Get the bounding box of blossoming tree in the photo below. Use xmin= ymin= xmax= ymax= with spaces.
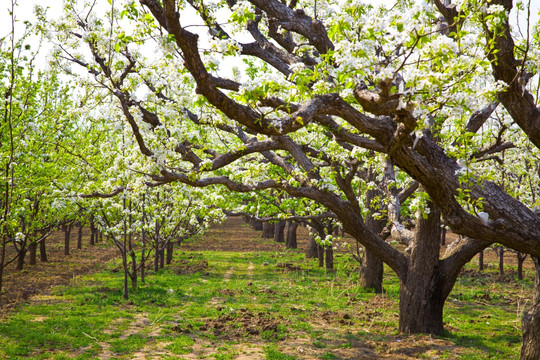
xmin=48 ymin=0 xmax=540 ymax=355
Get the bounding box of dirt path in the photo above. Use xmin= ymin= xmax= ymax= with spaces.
xmin=182 ymin=216 xmax=312 ymax=252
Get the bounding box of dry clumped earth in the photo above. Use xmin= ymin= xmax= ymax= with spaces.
xmin=0 ymin=217 xmax=532 ymax=359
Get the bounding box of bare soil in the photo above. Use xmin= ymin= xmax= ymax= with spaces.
xmin=0 ymin=228 xmax=118 ymax=317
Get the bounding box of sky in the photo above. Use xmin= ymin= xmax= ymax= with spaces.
xmin=1 ymin=0 xmax=538 ymax=66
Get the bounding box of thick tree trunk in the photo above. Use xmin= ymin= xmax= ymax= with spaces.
xmin=399 ymin=203 xmax=445 ymax=334
xmin=305 ymin=233 xmax=318 ymax=258
xmin=245 ymin=216 xmax=263 ymax=231
xmin=39 ymin=239 xmax=47 ymax=262
xmin=325 ymin=246 xmax=334 ymax=270
xmin=285 ymin=220 xmax=298 ymax=249
xmin=77 ymin=223 xmax=83 ymax=250
xmin=521 ymin=257 xmax=540 ymax=360
xmin=359 ymin=249 xmax=383 ymax=293
xmin=274 ymin=220 xmax=285 ymax=243
xmin=28 ymin=242 xmax=37 ymax=265
xmin=262 ymin=222 xmax=275 ymax=238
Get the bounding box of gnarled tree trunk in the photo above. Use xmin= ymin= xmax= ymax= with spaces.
xmin=398 ymin=203 xmax=445 ymax=334
xmin=521 ymin=257 xmax=540 ymax=360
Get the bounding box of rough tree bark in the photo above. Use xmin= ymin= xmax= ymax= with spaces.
xmin=89 ymin=217 xmax=96 ymax=246
xmin=317 ymin=244 xmax=324 ymax=268
xmin=39 ymin=238 xmax=47 ymax=262
xmin=398 ymin=203 xmax=445 ymax=334
xmin=63 ymin=223 xmax=72 ymax=256
xmin=521 ymin=257 xmax=540 ymax=360
xmin=478 ymin=250 xmax=484 ymax=271
xmin=517 ymin=253 xmax=527 ymax=280
xmin=285 ymin=220 xmax=298 ymax=249
xmin=274 ymin=220 xmax=285 ymax=243
xmin=305 ymin=233 xmax=318 ymax=258
xmin=166 ymin=241 xmax=174 ymax=265
xmin=262 ymin=222 xmax=275 ymax=238
xmin=28 ymin=242 xmax=37 ymax=265
xmin=16 ymin=247 xmax=26 ymax=271
xmin=77 ymin=222 xmax=83 ymax=250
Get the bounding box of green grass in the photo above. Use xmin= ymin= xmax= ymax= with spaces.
xmin=0 ymin=249 xmax=533 ymax=359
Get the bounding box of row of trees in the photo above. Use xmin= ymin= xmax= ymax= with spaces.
xmin=0 ymin=3 xmax=225 ymax=299
xmin=2 ymin=0 xmax=540 ymax=358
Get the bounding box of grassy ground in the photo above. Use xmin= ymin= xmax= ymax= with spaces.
xmin=0 ymin=218 xmax=534 ymax=359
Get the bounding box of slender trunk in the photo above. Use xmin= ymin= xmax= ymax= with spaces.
xmin=122 ymin=250 xmax=129 ymax=300
xmin=89 ymin=218 xmax=95 ymax=246
xmin=285 ymin=220 xmax=298 ymax=249
xmin=325 ymin=246 xmax=334 ymax=270
xmin=154 ymin=239 xmax=159 ymax=272
xmin=517 ymin=253 xmax=527 ymax=280
xmin=274 ymin=220 xmax=285 ymax=243
xmin=317 ymin=244 xmax=324 ymax=268
xmin=305 ymin=233 xmax=318 ymax=258
xmin=130 ymin=250 xmax=137 ymax=290
xmin=141 ymin=195 xmax=146 ymax=283
xmin=478 ymin=250 xmax=484 ymax=271
xmin=358 ymin=179 xmax=385 ymax=293
xmin=77 ymin=223 xmax=83 ymax=250
xmin=498 ymin=246 xmax=505 ymax=276
xmin=64 ymin=224 xmax=72 ymax=256
xmin=0 ymin=237 xmax=5 ymax=294
xmin=99 ymin=231 xmax=103 ymax=243
xmin=28 ymin=242 xmax=37 ymax=265
xmin=521 ymin=257 xmax=540 ymax=360
xmin=399 ymin=203 xmax=445 ymax=334
xmin=262 ymin=222 xmax=275 ymax=238
xmin=166 ymin=241 xmax=174 ymax=265
xmin=141 ymin=228 xmax=146 ymax=283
